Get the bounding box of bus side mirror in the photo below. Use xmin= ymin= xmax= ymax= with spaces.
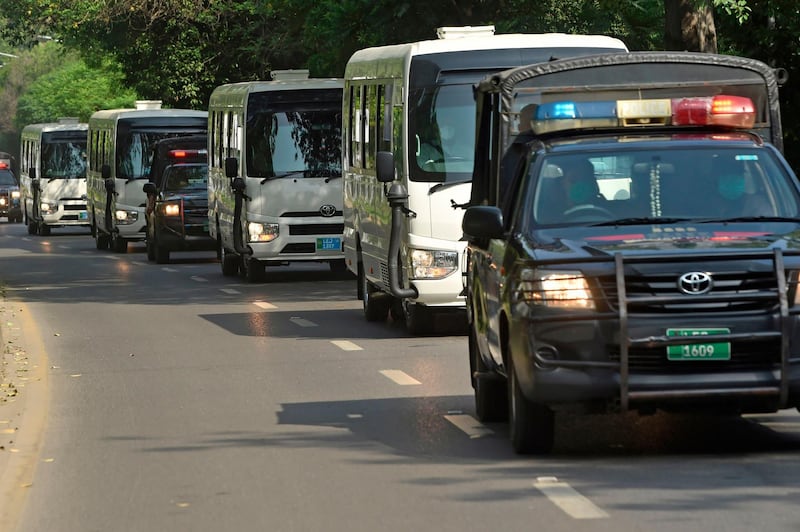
xmin=142 ymin=182 xmax=157 ymax=195
xmin=225 ymin=157 xmax=239 ymax=179
xmin=29 ymin=167 xmax=36 ymax=180
xmin=376 ymin=151 xmax=394 ymax=183
xmin=231 ymin=177 xmax=246 ymax=193
xmin=101 ymin=164 xmax=111 ymax=180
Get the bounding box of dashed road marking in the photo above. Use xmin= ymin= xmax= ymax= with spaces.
xmin=253 ymin=301 xmax=276 ymax=310
xmin=380 ymin=370 xmax=421 ymax=386
xmin=132 ymin=261 xmax=147 ymax=266
xmin=162 ymin=267 xmax=178 ymax=272
xmin=331 ymin=340 xmax=363 ymax=351
xmin=444 ymin=414 xmax=493 ymax=439
xmin=190 ymin=276 xmax=208 ymax=282
xmin=220 ymin=288 xmax=240 ymax=295
xmin=534 ymin=477 xmax=609 ymax=519
xmin=289 ymin=317 xmax=317 ymax=327
xmin=103 ymin=255 xmax=120 ymax=260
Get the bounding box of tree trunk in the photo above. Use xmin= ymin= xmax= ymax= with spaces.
xmin=664 ymin=0 xmax=718 ymax=53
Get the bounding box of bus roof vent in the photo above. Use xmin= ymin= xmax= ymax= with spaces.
xmin=135 ymin=100 xmax=163 ymax=110
xmin=436 ymin=25 xmax=495 ymax=39
xmin=270 ymin=69 xmax=310 ymax=81
xmin=57 ymin=117 xmax=79 ymax=124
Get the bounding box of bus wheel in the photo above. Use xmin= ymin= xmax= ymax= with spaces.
xmin=110 ymin=233 xmax=127 ymax=253
xmin=360 ymin=265 xmax=389 ymax=322
xmin=27 ymin=220 xmax=36 ymax=235
xmin=38 ymin=223 xmax=50 ymax=236
xmin=95 ymin=231 xmax=110 ymax=250
xmin=404 ymin=301 xmax=432 ymax=335
xmin=220 ymin=247 xmax=239 ymax=276
xmin=242 ymin=257 xmax=265 ymax=283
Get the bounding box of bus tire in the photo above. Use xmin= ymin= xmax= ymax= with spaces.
xmin=220 ymin=247 xmax=239 ymax=276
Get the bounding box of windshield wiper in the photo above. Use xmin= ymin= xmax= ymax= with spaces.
xmin=260 ymin=171 xmax=307 ymax=184
xmin=428 ymin=179 xmax=471 ymax=195
xmin=696 ymin=216 xmax=800 ymax=224
xmin=591 ymin=217 xmax=692 ymax=227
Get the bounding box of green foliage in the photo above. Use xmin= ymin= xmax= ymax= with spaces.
xmin=16 ymin=59 xmax=137 ymax=127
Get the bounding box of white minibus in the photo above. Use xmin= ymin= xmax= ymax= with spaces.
xmin=343 ymin=26 xmax=628 ymax=334
xmin=208 ymin=70 xmax=344 ymax=282
xmin=86 ymin=101 xmax=207 ymax=252
xmin=19 ymin=118 xmax=88 ymax=235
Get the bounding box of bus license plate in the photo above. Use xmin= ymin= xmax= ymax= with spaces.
xmin=667 ymin=328 xmax=731 ymax=361
xmin=316 ymin=237 xmax=341 ymax=251
xmin=79 ymin=212 xmax=88 ymax=220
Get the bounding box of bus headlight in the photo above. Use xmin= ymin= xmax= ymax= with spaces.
xmin=115 ymin=209 xmax=139 ymax=224
xmin=514 ymin=269 xmax=595 ymax=310
xmin=408 ymin=248 xmax=458 ymax=279
xmin=40 ymin=201 xmax=58 ymax=213
xmin=248 ymin=222 xmax=279 ymax=243
xmin=11 ymin=191 xmax=20 ymax=199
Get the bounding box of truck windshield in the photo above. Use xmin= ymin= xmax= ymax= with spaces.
xmin=527 ymin=146 xmax=800 ymax=228
xmin=41 ymin=140 xmax=87 ymax=179
xmin=408 ymin=84 xmax=475 ymax=183
xmin=164 ymin=165 xmax=208 ymax=192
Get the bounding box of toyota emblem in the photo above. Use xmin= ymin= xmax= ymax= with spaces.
xmin=319 ymin=204 xmax=336 ymax=217
xmin=677 ymin=272 xmax=713 ymax=295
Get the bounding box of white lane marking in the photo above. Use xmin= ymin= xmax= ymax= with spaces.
xmin=534 ymin=477 xmax=609 ymax=519
xmin=331 ymin=340 xmax=363 ymax=351
xmin=132 ymin=261 xmax=147 ymax=266
xmin=220 ymin=288 xmax=240 ymax=295
xmin=162 ymin=267 xmax=178 ymax=272
xmin=58 ymin=245 xmax=71 ymax=250
xmin=380 ymin=370 xmax=421 ymax=386
xmin=444 ymin=414 xmax=493 ymax=439
xmin=290 ymin=317 xmax=317 ymax=328
xmin=253 ymin=301 xmax=276 ymax=309
xmin=190 ymin=276 xmax=208 ymax=282
xmin=103 ymin=256 xmax=120 ymax=260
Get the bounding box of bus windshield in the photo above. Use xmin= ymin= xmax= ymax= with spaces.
xmin=245 ymin=92 xmax=342 ymax=179
xmin=408 ymin=84 xmax=475 ymax=183
xmin=41 ymin=133 xmax=87 ymax=179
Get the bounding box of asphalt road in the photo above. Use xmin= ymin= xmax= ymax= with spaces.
xmin=0 ymin=221 xmax=798 ymax=532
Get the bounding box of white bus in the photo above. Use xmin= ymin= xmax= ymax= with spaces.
xmin=208 ymin=70 xmax=344 ymax=282
xmin=19 ymin=118 xmax=88 ymax=235
xmin=343 ymin=26 xmax=628 ymax=334
xmin=86 ymin=101 xmax=207 ymax=252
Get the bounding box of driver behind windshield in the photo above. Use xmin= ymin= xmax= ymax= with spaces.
xmin=537 ymin=158 xmax=608 ymax=223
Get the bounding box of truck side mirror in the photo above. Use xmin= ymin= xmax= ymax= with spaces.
xmin=142 ymin=182 xmax=157 ymax=195
xmin=376 ymin=151 xmax=394 ymax=183
xmin=462 ymin=206 xmax=504 ymax=240
xmin=225 ymin=157 xmax=239 ymax=179
xmin=101 ymin=164 xmax=111 ymax=180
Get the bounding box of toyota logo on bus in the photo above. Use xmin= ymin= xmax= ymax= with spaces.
xmin=677 ymin=272 xmax=713 ymax=295
xmin=319 ymin=204 xmax=336 ymax=217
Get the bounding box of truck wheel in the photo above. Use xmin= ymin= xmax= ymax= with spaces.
xmin=508 ymin=359 xmax=554 ymax=455
xmin=154 ymin=236 xmax=170 ymax=264
xmin=146 ymin=237 xmax=155 ymax=262
xmin=360 ymin=263 xmax=389 ymax=322
xmin=220 ymin=247 xmax=239 ymax=276
xmin=471 ymin=327 xmax=508 ymax=422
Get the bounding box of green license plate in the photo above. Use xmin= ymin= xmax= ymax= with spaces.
xmin=667 ymin=328 xmax=731 ymax=361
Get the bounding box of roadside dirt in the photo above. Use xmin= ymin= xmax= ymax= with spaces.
xmin=0 ymin=289 xmax=49 ymax=532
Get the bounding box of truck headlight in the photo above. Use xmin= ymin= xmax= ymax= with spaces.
xmin=162 ymin=202 xmax=181 ymax=217
xmin=248 ymin=222 xmax=278 ymax=243
xmin=514 ymin=269 xmax=595 ymax=310
xmin=115 ymin=209 xmax=139 ymax=224
xmin=409 ymin=248 xmax=458 ymax=279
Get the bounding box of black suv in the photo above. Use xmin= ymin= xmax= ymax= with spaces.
xmin=143 ymin=135 xmax=215 ymax=263
xmin=0 ymin=164 xmax=22 ymax=223
xmin=463 ymin=52 xmax=800 ymax=454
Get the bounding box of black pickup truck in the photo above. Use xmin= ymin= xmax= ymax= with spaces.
xmin=462 ymin=52 xmax=800 ymax=454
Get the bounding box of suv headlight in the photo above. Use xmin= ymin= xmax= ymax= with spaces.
xmin=408 ymin=248 xmax=458 ymax=279
xmin=248 ymin=222 xmax=279 ymax=243
xmin=514 ymin=268 xmax=595 ymax=310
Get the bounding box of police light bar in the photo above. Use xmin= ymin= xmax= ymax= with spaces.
xmin=169 ymin=149 xmax=208 ymax=158
xmin=531 ymin=95 xmax=756 ymax=134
